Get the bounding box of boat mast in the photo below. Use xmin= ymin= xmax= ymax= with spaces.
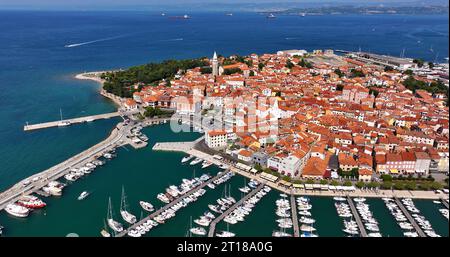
xmin=60 ymin=108 xmax=63 ymax=121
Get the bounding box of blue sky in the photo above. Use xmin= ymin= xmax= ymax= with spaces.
xmin=0 ymin=0 xmax=446 ymax=11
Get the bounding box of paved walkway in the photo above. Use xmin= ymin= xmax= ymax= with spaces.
xmin=394 ymin=197 xmax=426 ymax=237
xmin=208 ymin=184 xmax=265 ymax=237
xmin=290 ymin=195 xmax=300 ymax=237
xmin=346 ymin=196 xmax=367 ymax=237
xmin=115 ymin=171 xmax=230 ymax=237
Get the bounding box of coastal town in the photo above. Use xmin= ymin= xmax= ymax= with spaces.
xmin=0 ymin=48 xmax=448 ymax=238
xmin=121 ymin=49 xmax=449 ymax=188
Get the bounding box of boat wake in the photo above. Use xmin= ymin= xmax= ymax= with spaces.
xmin=162 ymin=38 xmax=184 ymax=42
xmin=64 ymin=35 xmax=126 ymax=48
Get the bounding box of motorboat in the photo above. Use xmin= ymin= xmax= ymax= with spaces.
xmin=140 ymin=201 xmax=155 ymax=212
xmin=5 ymin=203 xmax=30 ymax=218
xmin=216 ymin=231 xmax=235 ymax=237
xmin=17 ymin=195 xmax=46 ymax=209
xmin=201 ymin=161 xmax=213 ymax=169
xmin=190 ymin=227 xmax=206 ymax=236
xmin=272 ymin=231 xmax=292 ymax=237
xmin=190 ymin=158 xmax=203 ymax=165
xmin=77 ymin=191 xmax=90 ymax=201
xmin=181 ymin=155 xmax=194 ymax=163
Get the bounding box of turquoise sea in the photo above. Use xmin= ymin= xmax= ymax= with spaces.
xmin=0 ymin=11 xmax=448 ymax=236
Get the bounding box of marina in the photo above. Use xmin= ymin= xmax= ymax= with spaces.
xmin=208 ymin=183 xmax=265 ymax=237
xmin=114 ymin=171 xmax=231 ymax=237
xmin=290 ymin=195 xmax=300 ymax=237
xmin=394 ymin=197 xmax=426 ymax=237
xmin=346 ymin=196 xmax=368 ymax=237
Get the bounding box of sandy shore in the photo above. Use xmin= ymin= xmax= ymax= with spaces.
xmin=75 ymin=71 xmax=126 ymax=109
xmin=74 ymin=71 xmax=107 ymax=84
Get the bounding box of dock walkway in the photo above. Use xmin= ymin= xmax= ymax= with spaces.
xmin=24 ymin=110 xmax=139 ymax=131
xmin=394 ymin=197 xmax=426 ymax=237
xmin=346 ymin=196 xmax=368 ymax=237
xmin=441 ymin=198 xmax=449 ymax=209
xmin=208 ymin=184 xmax=265 ymax=237
xmin=290 ymin=195 xmax=300 ymax=237
xmin=115 ymin=171 xmax=230 ymax=237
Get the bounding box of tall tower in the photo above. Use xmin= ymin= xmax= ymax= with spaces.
xmin=212 ymin=51 xmax=219 ymax=76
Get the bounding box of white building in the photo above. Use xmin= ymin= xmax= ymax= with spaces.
xmin=277 ymin=49 xmax=307 ymax=57
xmin=268 ymin=155 xmax=302 ymax=178
xmin=414 ymin=152 xmax=431 ymax=175
xmin=205 ymin=130 xmax=228 ymax=149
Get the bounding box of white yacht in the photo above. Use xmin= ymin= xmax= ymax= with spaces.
xmin=216 ymin=231 xmax=235 ymax=237
xmin=140 ymin=201 xmax=154 ymax=212
xmin=77 ymin=191 xmax=89 ymax=200
xmin=181 ymin=155 xmax=194 ymax=163
xmin=106 ymin=198 xmax=124 ymax=233
xmin=5 ymin=203 xmax=30 ymax=218
xmin=190 ymin=158 xmax=203 ymax=165
xmin=120 ymin=187 xmax=137 ymax=224
xmin=190 ymin=227 xmax=206 ymax=236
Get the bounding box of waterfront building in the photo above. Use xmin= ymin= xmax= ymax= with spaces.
xmin=414 ymin=152 xmax=431 ymax=175
xmin=205 ymin=130 xmax=228 ymax=149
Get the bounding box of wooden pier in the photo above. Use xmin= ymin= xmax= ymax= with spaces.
xmin=115 ymin=171 xmax=230 ymax=237
xmin=346 ymin=196 xmax=368 ymax=237
xmin=290 ymin=195 xmax=300 ymax=237
xmin=23 ymin=110 xmax=138 ymax=131
xmin=394 ymin=197 xmax=426 ymax=237
xmin=441 ymin=198 xmax=449 ymax=209
xmin=208 ymin=184 xmax=265 ymax=237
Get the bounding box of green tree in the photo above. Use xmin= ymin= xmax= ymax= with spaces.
xmin=393 ymin=182 xmax=405 ymax=190
xmin=258 ymin=63 xmax=265 ymax=71
xmin=413 ymin=58 xmax=424 ymax=68
xmin=285 ymin=60 xmax=295 ymax=69
xmin=384 ymin=66 xmax=394 ymax=72
xmin=249 ymin=70 xmax=255 ymax=76
xmin=381 ymin=181 xmax=393 ymax=190
xmin=405 ymin=181 xmax=416 ymax=191
xmin=330 ymin=180 xmax=339 ymax=186
xmin=254 ymin=163 xmax=263 ymax=172
xmin=367 ymin=181 xmax=380 ymax=188
xmin=334 ymin=68 xmax=344 ymax=78
xmin=349 ymin=69 xmax=365 ymax=78
xmin=223 ymin=68 xmax=242 ymax=75
xmin=200 ymin=67 xmax=212 ymax=74
xmin=428 ymin=62 xmax=434 ymax=69
xmin=356 ymin=181 xmax=365 ymax=188
xmin=320 ymin=180 xmax=328 ymax=185
xmin=404 ymin=69 xmax=414 ymax=75
xmin=343 ymin=180 xmax=352 ymax=187
xmin=380 ymin=174 xmax=393 ymax=182
xmin=431 ymin=182 xmax=443 ymax=190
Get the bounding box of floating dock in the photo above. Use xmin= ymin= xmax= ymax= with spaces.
xmin=394 ymin=197 xmax=426 ymax=237
xmin=208 ymin=184 xmax=265 ymax=237
xmin=346 ymin=196 xmax=368 ymax=237
xmin=115 ymin=171 xmax=231 ymax=237
xmin=290 ymin=195 xmax=300 ymax=237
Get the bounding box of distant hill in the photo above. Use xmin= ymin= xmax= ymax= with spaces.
xmin=264 ymin=5 xmax=449 ymax=15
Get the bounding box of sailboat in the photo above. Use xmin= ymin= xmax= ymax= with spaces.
xmin=216 ymin=223 xmax=235 ymax=237
xmin=107 ymin=197 xmax=124 ymax=233
xmin=100 ymin=219 xmax=111 ymax=237
xmin=120 ymin=186 xmax=137 ymax=224
xmin=57 ymin=108 xmax=71 ymax=127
